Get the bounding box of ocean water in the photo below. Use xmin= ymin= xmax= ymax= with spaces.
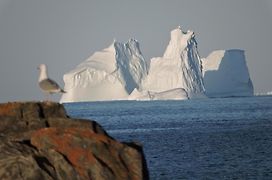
xmin=64 ymin=96 xmax=272 ymax=179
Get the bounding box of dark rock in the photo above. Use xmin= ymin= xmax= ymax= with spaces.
xmin=0 ymin=102 xmax=149 ymax=180
xmin=0 ymin=141 xmax=52 ymax=179
xmin=0 ymin=101 xmax=67 ymax=119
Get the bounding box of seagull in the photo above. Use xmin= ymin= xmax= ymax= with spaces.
xmin=37 ymin=64 xmax=66 ymax=100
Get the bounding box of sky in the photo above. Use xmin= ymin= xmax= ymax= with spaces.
xmin=0 ymin=0 xmax=272 ymax=102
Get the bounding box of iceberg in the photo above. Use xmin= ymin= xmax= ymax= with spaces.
xmin=60 ymin=39 xmax=147 ymax=102
xmin=202 ymin=50 xmax=254 ymax=97
xmin=61 ymin=27 xmax=254 ymax=102
xmin=141 ymin=27 xmax=205 ymax=99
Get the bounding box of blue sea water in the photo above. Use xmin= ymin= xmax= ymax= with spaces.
xmin=64 ymin=96 xmax=272 ymax=179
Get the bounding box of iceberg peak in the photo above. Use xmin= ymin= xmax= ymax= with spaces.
xmin=163 ymin=27 xmax=196 ymax=59
xmin=142 ymin=27 xmax=205 ymax=98
xmin=170 ymin=27 xmax=194 ymax=40
xmin=107 ymin=41 xmax=116 ymax=52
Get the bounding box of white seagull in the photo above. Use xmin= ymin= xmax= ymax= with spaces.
xmin=37 ymin=64 xmax=66 ymax=100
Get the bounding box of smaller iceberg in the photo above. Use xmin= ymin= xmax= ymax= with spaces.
xmin=202 ymin=49 xmax=254 ymax=98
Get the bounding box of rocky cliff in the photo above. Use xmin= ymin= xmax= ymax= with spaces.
xmin=0 ymin=102 xmax=149 ymax=180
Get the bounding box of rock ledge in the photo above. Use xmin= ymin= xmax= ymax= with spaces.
xmin=0 ymin=102 xmax=149 ymax=180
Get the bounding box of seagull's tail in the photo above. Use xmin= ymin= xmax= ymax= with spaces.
xmin=60 ymin=89 xmax=66 ymax=93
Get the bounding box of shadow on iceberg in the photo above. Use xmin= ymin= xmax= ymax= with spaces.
xmin=203 ymin=49 xmax=254 ymax=98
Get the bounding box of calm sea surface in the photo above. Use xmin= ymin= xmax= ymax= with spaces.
xmin=64 ymin=96 xmax=272 ymax=179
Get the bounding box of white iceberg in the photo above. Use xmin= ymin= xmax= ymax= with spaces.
xmin=202 ymin=49 xmax=254 ymax=97
xmin=141 ymin=27 xmax=205 ymax=99
xmin=60 ymin=39 xmax=147 ymax=102
xmin=60 ymin=27 xmax=254 ymax=102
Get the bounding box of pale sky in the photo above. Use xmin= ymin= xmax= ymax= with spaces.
xmin=0 ymin=0 xmax=272 ymax=102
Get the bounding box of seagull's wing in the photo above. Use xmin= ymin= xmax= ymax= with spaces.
xmin=47 ymin=78 xmax=61 ymax=88
xmin=39 ymin=78 xmax=61 ymax=92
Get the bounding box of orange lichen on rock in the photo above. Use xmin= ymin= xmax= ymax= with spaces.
xmin=30 ymin=127 xmax=126 ymax=179
xmin=0 ymin=102 xmax=22 ymax=118
xmin=32 ymin=128 xmax=92 ymax=177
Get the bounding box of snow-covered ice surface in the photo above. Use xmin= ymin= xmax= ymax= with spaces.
xmin=202 ymin=50 xmax=254 ymax=98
